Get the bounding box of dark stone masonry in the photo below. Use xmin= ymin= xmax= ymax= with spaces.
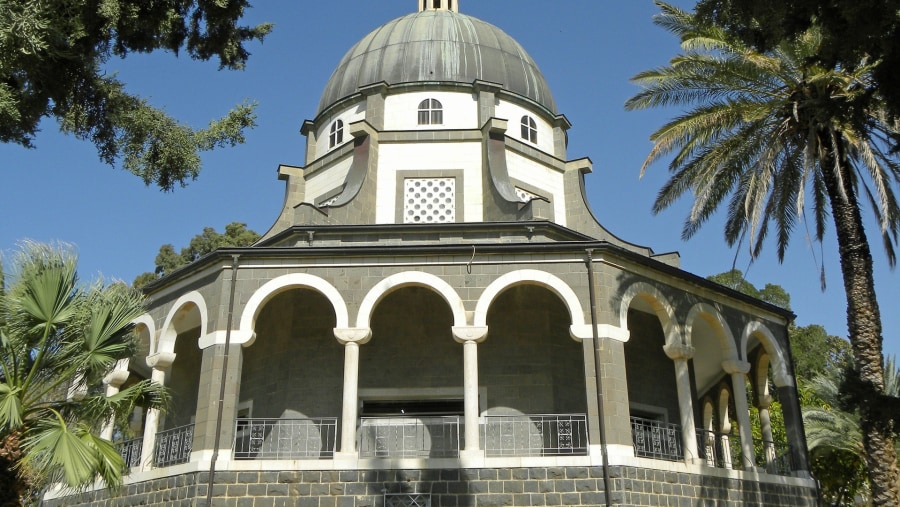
xmin=42 ymin=466 xmax=817 ymax=507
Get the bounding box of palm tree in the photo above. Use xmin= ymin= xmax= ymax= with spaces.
xmin=804 ymin=357 xmax=900 ymax=505
xmin=0 ymin=242 xmax=165 ymax=504
xmin=625 ymin=2 xmax=900 ymax=503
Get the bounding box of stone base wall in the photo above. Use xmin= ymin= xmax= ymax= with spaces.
xmin=42 ymin=466 xmax=818 ymax=507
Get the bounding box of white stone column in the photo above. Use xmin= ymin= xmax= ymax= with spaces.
xmin=141 ymin=352 xmax=176 ymax=471
xmin=100 ymin=360 xmax=131 ymax=440
xmin=758 ymin=394 xmax=776 ymax=470
xmin=664 ymin=344 xmax=700 ymax=464
xmin=719 ymin=417 xmax=734 ymax=469
xmin=723 ymin=359 xmax=755 ymax=469
xmin=453 ymin=326 xmax=488 ymax=455
xmin=334 ymin=328 xmax=371 ymax=457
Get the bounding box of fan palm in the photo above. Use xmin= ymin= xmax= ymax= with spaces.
xmin=626 ymin=2 xmax=900 ymax=503
xmin=0 ymin=242 xmax=166 ymax=504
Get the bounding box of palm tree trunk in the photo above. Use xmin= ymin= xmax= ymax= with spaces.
xmin=0 ymin=432 xmax=29 ymax=507
xmin=821 ymin=152 xmax=900 ymax=505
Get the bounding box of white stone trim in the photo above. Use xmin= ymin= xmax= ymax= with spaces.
xmin=618 ymin=282 xmax=681 ymax=348
xmin=569 ymin=323 xmax=630 ymax=342
xmin=473 ymin=269 xmax=586 ymax=330
xmin=239 ymin=273 xmax=350 ymax=338
xmin=684 ymin=303 xmax=739 ymax=360
xmin=198 ymin=329 xmax=256 ymax=349
xmin=740 ymin=321 xmax=793 ymax=387
xmin=133 ymin=313 xmax=157 ymax=356
xmin=158 ymin=291 xmax=208 ymax=354
xmin=355 ymin=271 xmax=466 ymax=329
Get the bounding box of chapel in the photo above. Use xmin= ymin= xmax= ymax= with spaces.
xmin=48 ymin=2 xmax=818 ymax=505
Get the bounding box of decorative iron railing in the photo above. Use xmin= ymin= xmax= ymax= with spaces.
xmin=154 ymin=424 xmax=194 ymax=467
xmin=117 ymin=437 xmax=143 ymax=469
xmin=483 ymin=414 xmax=588 ymax=457
xmin=233 ymin=418 xmax=337 ymax=459
xmin=755 ymin=439 xmax=793 ymax=475
xmin=630 ymin=416 xmax=683 ymax=461
xmin=359 ymin=416 xmax=461 ymax=458
xmin=696 ymin=429 xmax=748 ymax=470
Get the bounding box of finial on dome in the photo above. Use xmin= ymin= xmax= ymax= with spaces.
xmin=418 ymin=0 xmax=458 ymax=12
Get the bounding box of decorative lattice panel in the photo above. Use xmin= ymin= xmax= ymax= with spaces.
xmin=515 ymin=186 xmax=542 ymax=203
xmin=385 ymin=493 xmax=431 ymax=507
xmin=404 ymin=178 xmax=455 ymax=223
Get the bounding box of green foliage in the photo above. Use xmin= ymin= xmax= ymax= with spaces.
xmin=694 ymin=0 xmax=900 ymax=136
xmin=0 ymin=242 xmax=166 ymax=503
xmin=789 ymin=324 xmax=852 ymax=381
xmin=629 ymin=6 xmax=900 ymax=498
xmin=626 ymin=3 xmax=900 ymax=267
xmin=802 ymin=358 xmax=900 ymax=505
xmin=706 ymin=269 xmax=791 ymax=309
xmin=0 ymin=0 xmax=272 ymax=191
xmin=133 ymin=222 xmax=260 ymax=287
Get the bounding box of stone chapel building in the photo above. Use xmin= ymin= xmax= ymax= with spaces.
xmin=49 ymin=2 xmax=818 ymax=505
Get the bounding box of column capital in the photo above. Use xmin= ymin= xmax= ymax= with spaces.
xmin=722 ymin=359 xmax=751 ymax=375
xmin=569 ymin=324 xmax=630 ymax=342
xmin=334 ymin=328 xmax=372 ymax=345
xmin=663 ymin=343 xmax=695 ymax=360
xmin=103 ymin=369 xmax=131 ymax=388
xmin=146 ymin=352 xmax=176 ymax=370
xmin=452 ymin=326 xmax=488 ymax=343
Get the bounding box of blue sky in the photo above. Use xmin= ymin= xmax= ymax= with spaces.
xmin=1 ymin=1 xmax=897 ymax=360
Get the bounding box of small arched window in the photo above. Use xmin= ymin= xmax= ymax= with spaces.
xmin=329 ymin=119 xmax=344 ymax=148
xmin=521 ymin=115 xmax=537 ymax=144
xmin=418 ymin=99 xmax=443 ymax=125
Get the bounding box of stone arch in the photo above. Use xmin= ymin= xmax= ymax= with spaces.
xmin=356 ymin=271 xmax=466 ymax=329
xmin=158 ymin=291 xmax=208 ymax=354
xmin=618 ymin=282 xmax=681 ymax=347
xmin=473 ymin=270 xmax=586 ymax=333
xmin=133 ymin=314 xmax=156 ymax=356
xmin=741 ymin=321 xmax=792 ymax=387
xmin=684 ymin=303 xmax=738 ymax=360
xmin=239 ymin=273 xmax=349 ymax=346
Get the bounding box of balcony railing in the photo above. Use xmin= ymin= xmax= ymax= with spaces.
xmin=359 ymin=416 xmax=461 ymax=458
xmin=630 ymin=416 xmax=683 ymax=462
xmin=756 ymin=439 xmax=793 ymax=476
xmin=117 ymin=437 xmax=143 ymax=469
xmin=154 ymin=424 xmax=194 ymax=467
xmin=233 ymin=418 xmax=337 ymax=459
xmin=483 ymin=414 xmax=588 ymax=457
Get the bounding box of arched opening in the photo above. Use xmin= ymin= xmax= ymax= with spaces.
xmin=480 ymin=284 xmax=587 ymax=456
xmin=153 ymin=302 xmax=204 ymax=467
xmin=748 ymin=345 xmax=791 ymax=474
xmin=624 ymin=296 xmax=682 ymax=461
xmin=687 ymin=307 xmax=753 ymax=469
xmin=114 ymin=324 xmax=154 ymax=469
xmin=358 ymin=286 xmax=461 ymax=458
xmin=237 ymin=288 xmax=341 ymax=459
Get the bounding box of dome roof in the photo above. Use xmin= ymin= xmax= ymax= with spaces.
xmin=317 ymin=10 xmax=557 ymax=115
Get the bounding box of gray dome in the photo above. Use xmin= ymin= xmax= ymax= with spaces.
xmin=318 ymin=10 xmax=557 ymax=114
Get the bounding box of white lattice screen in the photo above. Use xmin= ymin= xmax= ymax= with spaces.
xmin=404 ymin=178 xmax=455 ymax=223
xmin=515 ymin=186 xmax=541 ymax=202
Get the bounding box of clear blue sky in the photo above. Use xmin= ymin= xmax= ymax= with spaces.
xmin=1 ymin=1 xmax=897 ymax=360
